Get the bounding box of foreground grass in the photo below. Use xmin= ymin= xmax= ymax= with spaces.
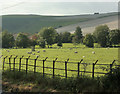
xmin=2 ymin=68 xmax=120 ymax=93
xmin=2 ymin=70 xmax=102 ymax=93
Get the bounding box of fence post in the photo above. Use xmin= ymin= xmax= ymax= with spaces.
xmin=34 ymin=56 xmax=39 ymax=74
xmin=3 ymin=56 xmax=8 ymax=71
xmin=43 ymin=57 xmax=48 ymax=77
xmin=53 ymin=58 xmax=57 ymax=78
xmin=13 ymin=56 xmax=18 ymax=71
xmin=0 ymin=55 xmax=3 ymax=58
xmin=78 ymin=59 xmax=83 ymax=77
xmin=19 ymin=56 xmax=24 ymax=72
xmin=65 ymin=59 xmax=69 ymax=78
xmin=92 ymin=60 xmax=98 ymax=78
xmin=26 ymin=56 xmax=30 ymax=74
xmin=110 ymin=60 xmax=116 ymax=74
xmin=9 ymin=55 xmax=12 ymax=71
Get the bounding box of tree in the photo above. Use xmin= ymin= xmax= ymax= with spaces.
xmin=39 ymin=27 xmax=57 ymax=47
xmin=37 ymin=37 xmax=46 ymax=48
xmin=83 ymin=34 xmax=94 ymax=47
xmin=61 ymin=32 xmax=72 ymax=43
xmin=2 ymin=30 xmax=15 ymax=48
xmin=109 ymin=29 xmax=120 ymax=45
xmin=30 ymin=34 xmax=38 ymax=47
xmin=15 ymin=33 xmax=30 ymax=48
xmin=72 ymin=26 xmax=83 ymax=44
xmin=93 ymin=25 xmax=109 ymax=47
xmin=57 ymin=41 xmax=62 ymax=47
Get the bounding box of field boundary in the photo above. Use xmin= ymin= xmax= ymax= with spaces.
xmin=1 ymin=55 xmax=120 ymax=78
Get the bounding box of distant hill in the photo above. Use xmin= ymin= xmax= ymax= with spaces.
xmin=2 ymin=12 xmax=118 ymax=34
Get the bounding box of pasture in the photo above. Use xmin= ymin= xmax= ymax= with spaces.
xmin=2 ymin=43 xmax=118 ymax=77
xmin=2 ymin=12 xmax=117 ymax=34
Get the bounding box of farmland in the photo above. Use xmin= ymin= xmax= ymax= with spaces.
xmin=2 ymin=43 xmax=118 ymax=77
xmin=2 ymin=12 xmax=118 ymax=34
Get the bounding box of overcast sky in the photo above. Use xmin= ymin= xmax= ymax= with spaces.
xmin=0 ymin=0 xmax=119 ymax=15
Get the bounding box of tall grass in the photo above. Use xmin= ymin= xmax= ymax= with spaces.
xmin=2 ymin=67 xmax=120 ymax=93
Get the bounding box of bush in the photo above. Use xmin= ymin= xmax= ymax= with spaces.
xmin=94 ymin=43 xmax=101 ymax=48
xmin=101 ymin=67 xmax=120 ymax=92
xmin=83 ymin=34 xmax=94 ymax=47
xmin=57 ymin=42 xmax=62 ymax=47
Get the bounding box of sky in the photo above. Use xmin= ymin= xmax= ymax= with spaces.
xmin=0 ymin=0 xmax=119 ymax=15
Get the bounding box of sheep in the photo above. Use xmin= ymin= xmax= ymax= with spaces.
xmin=92 ymin=51 xmax=95 ymax=54
xmin=32 ymin=53 xmax=35 ymax=55
xmin=36 ymin=55 xmax=40 ymax=58
xmin=43 ymin=50 xmax=46 ymax=52
xmin=27 ymin=52 xmax=32 ymax=54
xmin=69 ymin=48 xmax=72 ymax=50
xmin=74 ymin=51 xmax=78 ymax=53
xmin=83 ymin=56 xmax=85 ymax=58
xmin=106 ymin=47 xmax=109 ymax=49
xmin=7 ymin=50 xmax=10 ymax=52
xmin=37 ymin=51 xmax=40 ymax=53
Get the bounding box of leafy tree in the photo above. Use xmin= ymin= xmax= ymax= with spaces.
xmin=83 ymin=34 xmax=94 ymax=47
xmin=15 ymin=33 xmax=30 ymax=48
xmin=30 ymin=40 xmax=37 ymax=47
xmin=57 ymin=41 xmax=62 ymax=47
xmin=72 ymin=26 xmax=83 ymax=44
xmin=61 ymin=32 xmax=72 ymax=43
xmin=72 ymin=36 xmax=79 ymax=45
xmin=30 ymin=34 xmax=38 ymax=46
xmin=39 ymin=27 xmax=57 ymax=47
xmin=37 ymin=37 xmax=46 ymax=48
xmin=93 ymin=25 xmax=109 ymax=47
xmin=2 ymin=30 xmax=15 ymax=48
xmin=109 ymin=29 xmax=120 ymax=45
xmin=31 ymin=34 xmax=38 ymax=41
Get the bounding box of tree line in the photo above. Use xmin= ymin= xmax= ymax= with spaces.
xmin=2 ymin=25 xmax=120 ymax=48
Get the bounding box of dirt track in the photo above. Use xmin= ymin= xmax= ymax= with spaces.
xmin=56 ymin=15 xmax=118 ymax=35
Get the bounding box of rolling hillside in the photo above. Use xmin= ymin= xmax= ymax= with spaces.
xmin=2 ymin=12 xmax=118 ymax=34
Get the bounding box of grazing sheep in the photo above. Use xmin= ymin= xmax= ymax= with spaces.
xmin=92 ymin=51 xmax=95 ymax=54
xmin=37 ymin=51 xmax=40 ymax=53
xmin=69 ymin=48 xmax=72 ymax=50
xmin=75 ymin=51 xmax=78 ymax=53
xmin=32 ymin=53 xmax=35 ymax=55
xmin=83 ymin=56 xmax=85 ymax=58
xmin=36 ymin=55 xmax=39 ymax=58
xmin=43 ymin=50 xmax=46 ymax=52
xmin=27 ymin=52 xmax=32 ymax=54
xmin=106 ymin=47 xmax=109 ymax=49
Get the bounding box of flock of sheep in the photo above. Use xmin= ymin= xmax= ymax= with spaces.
xmin=4 ymin=47 xmax=110 ymax=59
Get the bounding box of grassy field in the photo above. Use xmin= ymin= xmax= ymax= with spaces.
xmin=2 ymin=43 xmax=118 ymax=77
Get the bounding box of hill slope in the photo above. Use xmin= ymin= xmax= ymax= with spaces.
xmin=2 ymin=12 xmax=118 ymax=34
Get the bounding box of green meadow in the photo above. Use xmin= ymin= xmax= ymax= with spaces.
xmin=2 ymin=43 xmax=118 ymax=77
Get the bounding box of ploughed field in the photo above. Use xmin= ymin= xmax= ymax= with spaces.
xmin=1 ymin=43 xmax=118 ymax=77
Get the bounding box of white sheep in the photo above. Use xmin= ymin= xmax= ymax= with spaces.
xmin=75 ymin=51 xmax=78 ymax=53
xmin=106 ymin=47 xmax=109 ymax=49
xmin=83 ymin=56 xmax=85 ymax=58
xmin=92 ymin=51 xmax=95 ymax=54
